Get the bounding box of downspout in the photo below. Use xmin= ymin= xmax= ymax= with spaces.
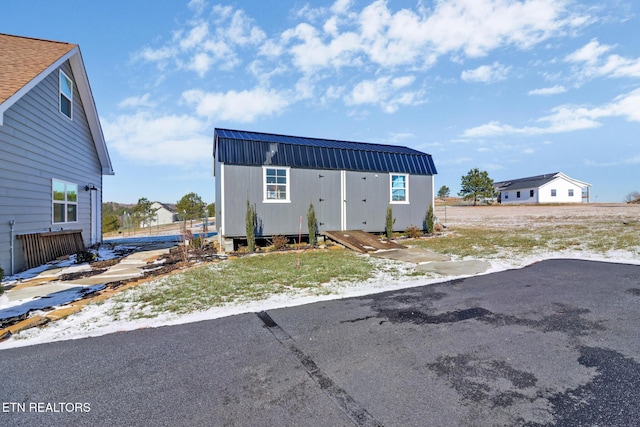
xmin=9 ymin=219 xmax=15 ymax=276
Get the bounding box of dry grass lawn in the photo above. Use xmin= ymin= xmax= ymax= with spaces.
xmin=411 ymin=203 xmax=640 ymax=260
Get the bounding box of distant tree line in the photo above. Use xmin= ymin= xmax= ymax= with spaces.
xmin=102 ymin=193 xmax=214 ymax=234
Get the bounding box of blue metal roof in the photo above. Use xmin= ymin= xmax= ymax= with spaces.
xmin=214 ymin=128 xmax=437 ymax=175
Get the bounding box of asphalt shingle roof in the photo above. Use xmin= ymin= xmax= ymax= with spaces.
xmin=494 ymin=173 xmax=562 ymax=191
xmin=0 ymin=34 xmax=76 ymax=104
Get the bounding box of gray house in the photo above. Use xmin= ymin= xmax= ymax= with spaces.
xmin=214 ymin=129 xmax=437 ymax=249
xmin=0 ymin=34 xmax=113 ymax=274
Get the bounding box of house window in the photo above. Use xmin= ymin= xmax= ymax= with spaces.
xmin=505 ymin=193 xmax=509 ymax=199
xmin=530 ymin=190 xmax=534 ymax=197
xmin=52 ymin=179 xmax=78 ymax=223
xmin=568 ymin=189 xmax=574 ymax=197
xmin=59 ymin=70 xmax=73 ymax=119
xmin=263 ymin=167 xmax=290 ymax=203
xmin=390 ymin=174 xmax=409 ymax=203
xmin=551 ymin=189 xmax=557 ymax=197
xmin=516 ymin=191 xmax=521 ymax=198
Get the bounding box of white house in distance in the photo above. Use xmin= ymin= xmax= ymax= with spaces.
xmin=148 ymin=202 xmax=178 ymax=227
xmin=494 ymin=172 xmax=591 ymax=204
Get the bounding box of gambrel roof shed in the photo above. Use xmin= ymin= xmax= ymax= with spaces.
xmin=0 ymin=33 xmax=113 ymax=175
xmin=214 ymin=128 xmax=437 ymax=175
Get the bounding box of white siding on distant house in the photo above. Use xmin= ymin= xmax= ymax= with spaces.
xmin=502 ymin=188 xmax=539 ymax=204
xmin=539 ymin=178 xmax=583 ymax=203
xmin=147 ymin=202 xmax=178 ymax=226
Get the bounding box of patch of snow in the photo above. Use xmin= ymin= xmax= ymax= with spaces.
xmin=1 ymin=248 xmax=638 ymax=350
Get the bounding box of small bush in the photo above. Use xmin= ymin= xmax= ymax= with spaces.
xmin=246 ymin=200 xmax=256 ymax=252
xmin=405 ymin=225 xmax=422 ymax=239
xmin=75 ymin=251 xmax=97 ymax=264
xmin=270 ymin=235 xmax=289 ymax=251
xmin=385 ymin=206 xmax=395 ymax=239
xmin=425 ymin=204 xmax=435 ymax=234
xmin=307 ymin=203 xmax=317 ymax=246
xmin=434 ymin=223 xmax=445 ymax=233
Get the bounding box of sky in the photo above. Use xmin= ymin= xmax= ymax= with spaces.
xmin=2 ymin=0 xmax=639 ymax=204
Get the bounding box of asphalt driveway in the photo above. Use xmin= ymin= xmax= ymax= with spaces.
xmin=2 ymin=259 xmax=640 ymax=426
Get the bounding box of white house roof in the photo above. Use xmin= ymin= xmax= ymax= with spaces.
xmin=494 ymin=172 xmax=591 ymax=191
xmin=0 ymin=33 xmax=114 ymax=175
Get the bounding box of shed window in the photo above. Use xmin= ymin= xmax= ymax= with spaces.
xmin=568 ymin=189 xmax=574 ymax=197
xmin=390 ymin=174 xmax=409 ymax=203
xmin=263 ymin=167 xmax=290 ymax=203
xmin=551 ymin=189 xmax=557 ymax=197
xmin=53 ymin=179 xmax=78 ymax=223
xmin=59 ymin=71 xmax=73 ymax=119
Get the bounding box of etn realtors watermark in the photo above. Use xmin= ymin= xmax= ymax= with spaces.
xmin=3 ymin=402 xmax=91 ymax=413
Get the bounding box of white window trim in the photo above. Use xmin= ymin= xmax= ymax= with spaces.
xmin=59 ymin=70 xmax=73 ymax=120
xmin=263 ymin=166 xmax=291 ymax=203
xmin=389 ymin=173 xmax=410 ymax=204
xmin=52 ymin=178 xmax=78 ymax=224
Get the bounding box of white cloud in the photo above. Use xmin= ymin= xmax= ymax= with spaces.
xmin=179 ymin=22 xmax=209 ymax=50
xmin=528 ymin=85 xmax=567 ymax=95
xmin=346 ymin=76 xmax=424 ymax=113
xmin=187 ymin=52 xmax=214 ymax=77
xmin=131 ymin=0 xmax=595 ymax=118
xmin=463 ymin=88 xmax=640 ymax=137
xmin=225 ymin=9 xmax=266 ymax=46
xmin=461 ymin=62 xmax=510 ymax=83
xmin=565 ymin=38 xmax=613 ymax=65
xmin=387 ymin=132 xmax=414 ymax=143
xmin=137 ymin=45 xmax=177 ymax=62
xmin=182 ymin=87 xmax=291 ymax=122
xmin=278 ymin=0 xmax=588 ymax=73
xmin=331 ymin=0 xmax=353 ymax=15
xmin=188 ymin=0 xmax=206 ymax=15
xmin=566 ymin=38 xmax=640 ymax=81
xmin=134 ymin=5 xmax=265 ymax=76
xmin=405 ymin=0 xmax=585 ymax=58
xmin=585 ymin=155 xmax=640 ymax=167
xmin=118 ymin=93 xmax=155 ymax=109
xmin=103 ymin=112 xmax=210 ymax=166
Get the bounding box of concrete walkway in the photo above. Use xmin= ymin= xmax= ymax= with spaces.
xmin=370 ymin=246 xmax=492 ymax=276
xmin=0 ymin=248 xmax=172 ymax=340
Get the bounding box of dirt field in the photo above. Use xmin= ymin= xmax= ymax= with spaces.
xmin=434 ymin=203 xmax=640 ymax=228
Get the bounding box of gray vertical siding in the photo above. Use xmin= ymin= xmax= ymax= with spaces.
xmin=219 ymin=163 xmax=434 ymax=238
xmin=0 ymin=61 xmax=103 ymax=274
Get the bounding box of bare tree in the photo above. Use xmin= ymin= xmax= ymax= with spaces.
xmin=624 ymin=191 xmax=640 ymax=204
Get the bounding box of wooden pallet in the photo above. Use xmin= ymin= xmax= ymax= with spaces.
xmin=322 ymin=230 xmax=406 ymax=253
xmin=17 ymin=230 xmax=85 ymax=269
